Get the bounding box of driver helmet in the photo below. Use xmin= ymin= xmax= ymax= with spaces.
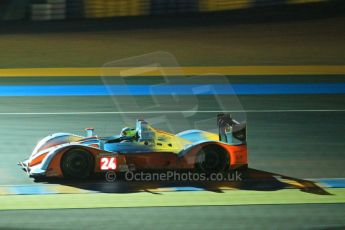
xmin=120 ymin=127 xmax=137 ymax=137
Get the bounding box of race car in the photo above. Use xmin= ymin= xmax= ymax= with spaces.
xmin=18 ymin=114 xmax=247 ymax=180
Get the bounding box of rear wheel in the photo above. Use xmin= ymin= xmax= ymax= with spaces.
xmin=61 ymin=148 xmax=94 ymax=179
xmin=195 ymin=144 xmax=229 ymax=174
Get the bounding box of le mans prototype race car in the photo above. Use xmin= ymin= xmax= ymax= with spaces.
xmin=18 ymin=114 xmax=247 ymax=180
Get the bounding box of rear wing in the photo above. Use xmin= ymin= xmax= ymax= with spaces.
xmin=217 ymin=113 xmax=246 ymax=144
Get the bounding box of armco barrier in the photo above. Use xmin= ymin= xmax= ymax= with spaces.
xmin=31 ymin=0 xmax=66 ymax=21
xmin=150 ymin=0 xmax=198 ymax=15
xmin=252 ymin=0 xmax=285 ymax=7
xmin=0 ymin=0 xmax=30 ymax=20
xmin=84 ymin=0 xmax=148 ymax=18
xmin=66 ymin=0 xmax=84 ymax=19
xmin=199 ymin=0 xmax=252 ymax=12
xmin=288 ymin=0 xmax=327 ymax=4
xmin=0 ymin=0 xmax=334 ymax=21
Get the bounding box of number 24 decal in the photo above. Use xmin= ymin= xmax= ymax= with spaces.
xmin=100 ymin=157 xmax=117 ymax=170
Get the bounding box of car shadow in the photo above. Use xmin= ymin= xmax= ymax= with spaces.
xmin=38 ymin=168 xmax=331 ymax=195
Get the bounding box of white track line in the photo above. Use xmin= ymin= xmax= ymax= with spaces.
xmin=0 ymin=109 xmax=344 ymax=115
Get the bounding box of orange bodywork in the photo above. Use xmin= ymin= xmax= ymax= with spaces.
xmin=28 ymin=152 xmax=49 ymax=167
xmin=122 ymin=143 xmax=248 ymax=170
xmin=45 ymin=146 xmax=127 ymax=177
xmin=44 ymin=142 xmax=247 ymax=178
xmin=221 ymin=143 xmax=248 ymax=168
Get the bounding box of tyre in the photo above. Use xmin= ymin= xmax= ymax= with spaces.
xmin=61 ymin=148 xmax=94 ymax=179
xmin=195 ymin=144 xmax=229 ymax=174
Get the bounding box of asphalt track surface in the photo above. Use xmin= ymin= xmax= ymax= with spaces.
xmin=0 ymin=73 xmax=344 ymax=229
xmin=0 ymin=75 xmax=344 ymax=183
xmin=1 ymin=97 xmax=344 ymax=181
xmin=0 ymin=204 xmax=345 ymax=230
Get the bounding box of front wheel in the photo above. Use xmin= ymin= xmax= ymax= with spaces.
xmin=61 ymin=148 xmax=94 ymax=179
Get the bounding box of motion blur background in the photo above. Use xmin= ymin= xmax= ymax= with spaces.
xmin=1 ymin=0 xmax=341 ymax=21
xmin=0 ymin=0 xmax=344 ymax=67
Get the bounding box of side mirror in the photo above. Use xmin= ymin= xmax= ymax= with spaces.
xmin=85 ymin=128 xmax=95 ymax=137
